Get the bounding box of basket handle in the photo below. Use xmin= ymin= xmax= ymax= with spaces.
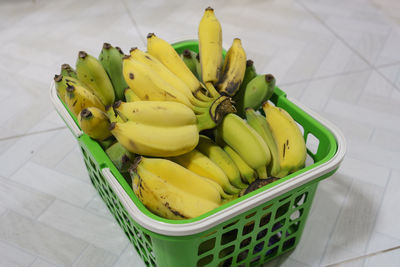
xmin=49 ymin=81 xmax=83 ymax=138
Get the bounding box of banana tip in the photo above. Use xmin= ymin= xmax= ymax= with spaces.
xmin=205 ymin=6 xmax=214 ymax=11
xmin=246 ymin=60 xmax=254 ymax=67
xmin=78 ymin=51 xmax=88 ymax=59
xmin=109 ymin=122 xmax=116 ymax=131
xmin=122 ymin=55 xmax=131 ymax=60
xmin=65 ymin=84 xmax=75 ymax=92
xmin=103 ymin=43 xmax=112 ymax=49
xmin=113 ymin=100 xmax=122 ymax=109
xmin=54 ymin=74 xmax=62 ymax=82
xmin=182 ymin=49 xmax=192 ymax=58
xmin=129 ymin=47 xmax=138 ymax=53
xmin=80 ymin=108 xmax=92 ymax=118
xmin=115 ymin=46 xmax=124 ymax=54
xmin=146 ymin=33 xmax=155 ymax=39
xmin=61 ymin=63 xmax=71 ymax=70
xmin=265 ymin=74 xmax=275 ymax=82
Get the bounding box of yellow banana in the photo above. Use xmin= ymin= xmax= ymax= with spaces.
xmin=196 ymin=135 xmax=247 ymax=189
xmin=113 ymin=100 xmax=196 ymax=127
xmin=170 ymin=149 xmax=241 ymax=195
xmin=216 ymin=113 xmax=271 ymax=178
xmin=110 ymin=121 xmax=198 ymax=157
xmin=76 ymin=51 xmax=115 ymax=106
xmin=217 ymin=38 xmax=247 ymax=97
xmin=64 ymin=84 xmax=105 ymax=117
xmin=223 ymin=145 xmax=257 ymax=184
xmin=54 ymin=74 xmax=81 ymax=102
xmin=78 ymin=107 xmax=111 ymax=141
xmin=198 ymin=7 xmax=223 ymax=87
xmin=124 ymin=88 xmax=141 ymax=102
xmin=105 ymin=105 xmax=124 ymax=123
xmin=262 ymin=102 xmax=307 ymax=177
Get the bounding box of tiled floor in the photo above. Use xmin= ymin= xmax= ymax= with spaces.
xmin=0 ymin=0 xmax=399 ymax=266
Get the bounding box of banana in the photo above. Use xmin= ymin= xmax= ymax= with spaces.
xmin=60 ymin=64 xmax=78 ymax=79
xmin=169 ymin=149 xmax=241 ymax=195
xmin=217 ymin=38 xmax=247 ymax=97
xmin=76 ymin=51 xmax=115 ymax=106
xmin=180 ymin=49 xmax=201 ymax=80
xmin=113 ymin=100 xmax=196 ymax=127
xmin=110 ymin=121 xmax=199 ymax=157
xmin=99 ymin=43 xmax=128 ymax=101
xmin=64 ymin=84 xmax=105 ymax=117
xmin=242 ymin=74 xmax=276 ymax=112
xmin=131 ymin=158 xmax=221 ymax=219
xmin=124 ymin=88 xmax=141 ymax=102
xmin=54 ymin=74 xmax=81 ymax=102
xmin=198 ymin=7 xmax=223 ymax=87
xmin=105 ymin=141 xmax=135 ymax=173
xmin=129 ymin=47 xmax=209 ymax=108
xmin=105 ymin=105 xmax=124 ymax=123
xmin=245 ymin=108 xmax=281 ymax=177
xmin=216 ymin=113 xmax=271 ymax=178
xmin=262 ymin=102 xmax=307 ymax=177
xmin=146 ymin=33 xmax=212 ymax=100
xmin=223 ymin=145 xmax=257 ymax=184
xmin=196 ymin=135 xmax=247 ymax=189
xmin=233 ymin=59 xmax=257 ymax=117
xmin=78 ymin=107 xmax=112 ymax=141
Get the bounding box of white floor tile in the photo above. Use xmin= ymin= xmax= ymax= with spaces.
xmin=38 ymin=200 xmax=128 ymax=255
xmin=72 ymin=245 xmax=118 ymax=267
xmin=364 ymin=247 xmax=400 ymax=267
xmin=367 ymin=231 xmax=400 ymax=253
xmin=30 ymin=258 xmax=62 ymax=267
xmin=54 ymin=146 xmax=90 ymax=182
xmin=85 ymin=195 xmax=115 ymax=221
xmin=112 ymin=244 xmax=146 ymax=267
xmin=0 ymin=211 xmax=87 ymax=266
xmin=0 ymin=240 xmax=36 ymax=267
xmin=10 ymin=162 xmax=96 ymax=207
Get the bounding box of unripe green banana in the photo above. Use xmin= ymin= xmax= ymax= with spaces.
xmin=216 ymin=113 xmax=271 ymax=179
xmin=196 ymin=135 xmax=247 ymax=189
xmin=242 ymin=74 xmax=276 ymax=111
xmin=99 ymin=43 xmax=128 ymax=101
xmin=105 ymin=141 xmax=135 ymax=173
xmin=180 ymin=49 xmax=201 ymax=80
xmin=245 ymin=108 xmax=281 ymax=177
xmin=233 ymin=60 xmax=257 ymax=117
xmin=124 ymin=88 xmax=141 ymax=102
xmin=60 ymin=64 xmax=78 ymax=79
xmin=78 ymin=107 xmax=112 ymax=141
xmin=105 ymin=105 xmax=124 ymax=123
xmin=76 ymin=51 xmax=115 ymax=106
xmin=223 ymin=145 xmax=256 ymax=184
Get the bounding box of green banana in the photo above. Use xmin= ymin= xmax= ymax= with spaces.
xmin=180 ymin=49 xmax=201 ymax=80
xmin=245 ymin=108 xmax=281 ymax=177
xmin=60 ymin=64 xmax=78 ymax=79
xmin=76 ymin=51 xmax=115 ymax=106
xmin=105 ymin=141 xmax=135 ymax=173
xmin=233 ymin=60 xmax=257 ymax=117
xmin=99 ymin=43 xmax=128 ymax=101
xmin=223 ymin=145 xmax=256 ymax=184
xmin=196 ymin=135 xmax=247 ymax=189
xmin=54 ymin=74 xmax=81 ymax=102
xmin=242 ymin=74 xmax=276 ymax=112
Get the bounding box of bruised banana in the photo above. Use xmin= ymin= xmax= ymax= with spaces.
xmin=216 ymin=113 xmax=271 ymax=179
xmin=170 ymin=149 xmax=241 ymax=195
xmin=180 ymin=49 xmax=201 ymax=80
xmin=60 ymin=64 xmax=78 ymax=79
xmin=223 ymin=145 xmax=257 ymax=184
xmin=124 ymin=88 xmax=141 ymax=102
xmin=217 ymin=38 xmax=246 ymax=97
xmin=76 ymin=51 xmax=115 ymax=106
xmin=54 ymin=74 xmax=82 ymax=102
xmin=99 ymin=43 xmax=128 ymax=101
xmin=245 ymin=108 xmax=281 ymax=177
xmin=198 ymin=7 xmax=223 ymax=98
xmin=78 ymin=107 xmax=112 ymax=141
xmin=64 ymin=84 xmax=105 ymax=117
xmin=131 ymin=156 xmax=221 ymax=219
xmin=262 ymin=102 xmax=307 ymax=177
xmin=196 ymin=135 xmax=247 ymax=189
xmin=242 ymin=74 xmax=276 ymax=112
xmin=233 ymin=60 xmax=257 ymax=117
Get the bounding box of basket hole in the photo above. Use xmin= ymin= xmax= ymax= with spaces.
xmin=306 ymin=133 xmax=319 ymax=155
xmin=253 ymin=241 xmax=264 ymax=254
xmin=223 ymin=220 xmax=239 ymax=230
xmin=256 ymin=229 xmax=268 ymax=240
xmin=218 ymin=257 xmax=232 ymax=267
xmin=250 ymin=255 xmax=260 ymax=266
xmin=265 ymin=246 xmax=278 ymax=259
xmin=290 ymin=208 xmax=303 ymax=221
xmin=272 ymin=219 xmax=285 ymax=232
xmin=197 ymin=254 xmax=213 ymax=267
xmin=198 ymin=238 xmax=216 ymax=256
xmin=80 ymin=148 xmax=87 ymax=158
xmin=236 ymin=250 xmax=249 ymax=263
xmin=89 ymin=158 xmax=97 ymax=170
xmin=240 ymin=237 xmax=251 ymax=249
xmin=144 ymin=233 xmax=152 ymax=245
xmin=221 ymin=229 xmax=238 ymax=245
xmin=150 ymin=258 xmax=156 ymax=266
xmin=283 ymin=237 xmax=296 ymax=251
xmin=219 ymin=245 xmax=235 ymax=259
xmin=262 ymin=204 xmax=273 ymax=210
xmin=275 ymin=202 xmax=290 ymax=219
xmin=242 ymin=221 xmax=255 ymax=236
xmin=287 ymin=222 xmax=300 ymax=236
xmin=259 ymin=212 xmax=271 ymax=227
xmin=245 ymin=211 xmax=256 ymax=219
xmin=269 ymin=232 xmax=282 ymax=247
xmin=295 ymin=193 xmax=307 ymax=206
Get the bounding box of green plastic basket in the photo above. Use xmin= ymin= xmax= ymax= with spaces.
xmin=50 ymin=40 xmax=346 ymax=267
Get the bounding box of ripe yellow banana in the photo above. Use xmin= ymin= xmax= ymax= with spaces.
xmin=54 ymin=74 xmax=81 ymax=102
xmin=105 ymin=105 xmax=124 ymax=123
xmin=170 ymin=149 xmax=241 ymax=195
xmin=78 ymin=107 xmax=111 ymax=141
xmin=196 ymin=135 xmax=247 ymax=189
xmin=76 ymin=51 xmax=115 ymax=106
xmin=216 ymin=113 xmax=271 ymax=179
xmin=217 ymin=38 xmax=247 ymax=97
xmin=198 ymin=7 xmax=223 ymax=87
xmin=262 ymin=102 xmax=307 ymax=177
xmin=223 ymin=145 xmax=257 ymax=184
xmin=113 ymin=100 xmax=196 ymax=127
xmin=124 ymin=88 xmax=141 ymax=102
xmin=110 ymin=121 xmax=199 ymax=157
xmin=64 ymin=84 xmax=105 ymax=117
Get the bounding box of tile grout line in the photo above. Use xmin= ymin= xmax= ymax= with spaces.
xmin=0 ymin=126 xmax=67 ymax=142
xmin=297 ymin=0 xmax=400 ymax=94
xmin=120 ymin=0 xmax=146 ymax=46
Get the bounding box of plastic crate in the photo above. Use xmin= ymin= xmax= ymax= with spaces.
xmin=50 ymin=40 xmax=346 ymax=267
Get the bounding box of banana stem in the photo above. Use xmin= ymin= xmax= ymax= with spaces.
xmin=256 ymin=166 xmax=268 ymax=179
xmin=205 ymin=82 xmax=221 ymax=98
xmin=196 ymin=112 xmax=217 ymax=132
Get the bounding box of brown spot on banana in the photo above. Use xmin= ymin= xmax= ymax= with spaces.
xmin=129 ymin=73 xmax=134 ymax=80
xmin=164 ymin=202 xmax=187 ymax=218
xmin=103 ymin=43 xmax=112 ymax=49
